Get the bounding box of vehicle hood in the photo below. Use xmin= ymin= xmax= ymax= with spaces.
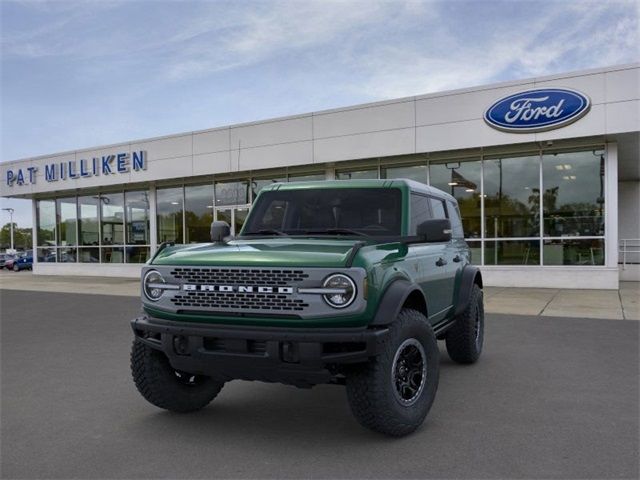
xmin=151 ymin=238 xmax=363 ymax=268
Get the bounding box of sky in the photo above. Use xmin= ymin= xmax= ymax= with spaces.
xmin=1 ymin=0 xmax=639 ymax=228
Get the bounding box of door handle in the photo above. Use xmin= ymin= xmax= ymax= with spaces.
xmin=453 ymin=255 xmax=461 ymax=263
xmin=436 ymin=257 xmax=447 ymax=267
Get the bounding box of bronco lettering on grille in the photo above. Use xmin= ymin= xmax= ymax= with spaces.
xmin=182 ymin=285 xmax=294 ymax=294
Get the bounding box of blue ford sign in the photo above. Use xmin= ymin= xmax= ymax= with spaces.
xmin=484 ymin=88 xmax=591 ymax=133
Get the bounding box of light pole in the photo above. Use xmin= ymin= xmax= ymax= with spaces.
xmin=2 ymin=207 xmax=15 ymax=251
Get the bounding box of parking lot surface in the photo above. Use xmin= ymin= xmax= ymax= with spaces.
xmin=1 ymin=289 xmax=638 ymax=479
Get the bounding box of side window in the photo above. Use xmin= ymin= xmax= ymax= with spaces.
xmin=447 ymin=200 xmax=464 ymax=238
xmin=429 ymin=197 xmax=447 ymax=220
xmin=410 ymin=194 xmax=432 ymax=234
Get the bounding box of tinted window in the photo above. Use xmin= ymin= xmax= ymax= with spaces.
xmin=447 ymin=200 xmax=464 ymax=238
xmin=430 ymin=198 xmax=447 ymax=219
xmin=243 ymin=188 xmax=402 ymax=236
xmin=410 ymin=194 xmax=432 ymax=234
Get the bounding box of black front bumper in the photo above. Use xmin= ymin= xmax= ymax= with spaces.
xmin=131 ymin=315 xmax=389 ymax=387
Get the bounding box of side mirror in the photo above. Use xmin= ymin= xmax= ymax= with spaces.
xmin=416 ymin=219 xmax=452 ymax=243
xmin=210 ymin=221 xmax=231 ymax=243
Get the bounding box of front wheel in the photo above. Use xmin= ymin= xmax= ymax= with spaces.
xmin=445 ymin=284 xmax=484 ymax=364
xmin=345 ymin=308 xmax=439 ymax=436
xmin=131 ymin=340 xmax=224 ymax=413
xmin=12 ymin=264 xmax=19 ymax=272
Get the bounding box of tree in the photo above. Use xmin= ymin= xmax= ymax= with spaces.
xmin=0 ymin=223 xmax=32 ymax=250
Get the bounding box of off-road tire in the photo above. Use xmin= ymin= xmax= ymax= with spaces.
xmin=445 ymin=284 xmax=484 ymax=364
xmin=345 ymin=308 xmax=439 ymax=436
xmin=131 ymin=340 xmax=224 ymax=413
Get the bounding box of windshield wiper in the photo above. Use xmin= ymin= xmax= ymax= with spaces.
xmin=303 ymin=228 xmax=371 ymax=238
xmin=243 ymin=229 xmax=289 ymax=236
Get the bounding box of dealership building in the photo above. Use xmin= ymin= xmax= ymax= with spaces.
xmin=1 ymin=63 xmax=638 ymax=289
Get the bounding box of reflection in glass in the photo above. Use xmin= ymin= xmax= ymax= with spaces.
xmin=126 ymin=246 xmax=150 ymax=263
xmin=543 ymin=239 xmax=604 ymax=265
xmin=58 ymin=247 xmax=77 ymax=263
xmin=125 ymin=191 xmax=150 ymax=245
xmin=101 ymin=193 xmax=124 ymax=245
xmin=252 ymin=177 xmax=286 ymax=198
xmin=336 ymin=169 xmax=378 ymax=180
xmin=56 ymin=197 xmax=77 ymax=246
xmin=101 ymin=247 xmax=124 ymax=263
xmin=430 ymin=160 xmax=482 ymax=238
xmin=288 ymin=172 xmax=325 ymax=182
xmin=157 ymin=187 xmax=183 ymax=243
xmin=78 ymin=247 xmax=100 ymax=263
xmin=542 ymin=150 xmax=605 ymax=237
xmin=37 ymin=200 xmax=56 ymax=246
xmin=185 ymin=184 xmax=214 ymax=243
xmin=484 ymin=240 xmax=540 ymax=265
xmin=78 ymin=196 xmax=99 ymax=246
xmin=483 ymin=156 xmax=540 ymax=238
xmin=383 ymin=164 xmax=428 ymax=184
xmin=234 ymin=207 xmax=249 ymax=235
xmin=215 ymin=180 xmax=250 ymax=206
xmin=37 ymin=247 xmax=56 ymax=262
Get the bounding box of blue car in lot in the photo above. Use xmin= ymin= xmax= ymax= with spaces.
xmin=12 ymin=251 xmax=33 ymax=272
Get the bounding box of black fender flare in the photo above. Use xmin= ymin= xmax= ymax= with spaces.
xmin=453 ymin=265 xmax=483 ymax=317
xmin=370 ymin=279 xmax=428 ymax=326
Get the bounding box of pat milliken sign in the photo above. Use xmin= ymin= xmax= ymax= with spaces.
xmin=5 ymin=150 xmax=147 ymax=187
xmin=484 ymin=88 xmax=591 ymax=133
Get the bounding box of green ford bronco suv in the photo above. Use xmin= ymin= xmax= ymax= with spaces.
xmin=131 ymin=179 xmax=484 ymax=436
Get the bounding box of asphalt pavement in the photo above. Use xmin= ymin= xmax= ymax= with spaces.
xmin=1 ymin=289 xmax=638 ymax=479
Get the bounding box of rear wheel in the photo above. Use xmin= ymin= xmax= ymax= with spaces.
xmin=345 ymin=308 xmax=439 ymax=436
xmin=12 ymin=264 xmax=19 ymax=272
xmin=131 ymin=340 xmax=224 ymax=413
xmin=445 ymin=284 xmax=484 ymax=364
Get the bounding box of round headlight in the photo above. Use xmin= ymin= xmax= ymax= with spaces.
xmin=322 ymin=274 xmax=356 ymax=308
xmin=143 ymin=270 xmax=165 ymax=301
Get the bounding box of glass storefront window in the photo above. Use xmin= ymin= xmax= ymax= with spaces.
xmin=484 ymin=239 xmax=540 ymax=266
xmin=336 ymin=169 xmax=378 ymax=180
xmin=58 ymin=247 xmax=77 ymax=263
xmin=288 ymin=172 xmax=325 ymax=182
xmin=252 ymin=177 xmax=286 ymax=198
xmin=37 ymin=247 xmax=56 ymax=262
xmin=125 ymin=191 xmax=150 ymax=245
xmin=383 ymin=164 xmax=428 ymax=184
xmin=56 ymin=197 xmax=77 ymax=246
xmin=36 ymin=200 xmax=56 ymax=246
xmin=78 ymin=196 xmax=99 ymax=246
xmin=78 ymin=247 xmax=99 ymax=263
xmin=100 ymin=193 xmax=124 ymax=245
xmin=430 ymin=160 xmax=482 ymax=238
xmin=185 ymin=184 xmax=214 ymax=243
xmin=543 ymin=238 xmax=604 ymax=265
xmin=542 ymin=150 xmax=605 ymax=237
xmin=234 ymin=207 xmax=250 ymax=234
xmin=157 ymin=187 xmax=184 ymax=243
xmin=101 ymin=246 xmax=124 ymax=263
xmin=126 ymin=246 xmax=150 ymax=263
xmin=215 ymin=180 xmax=250 ymax=206
xmin=483 ymin=155 xmax=540 ymax=238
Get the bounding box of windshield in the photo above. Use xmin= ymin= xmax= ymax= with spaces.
xmin=242 ymin=188 xmax=402 ymax=237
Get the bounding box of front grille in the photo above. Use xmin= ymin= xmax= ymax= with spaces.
xmin=170 ymin=267 xmax=309 ymax=286
xmin=170 ymin=291 xmax=309 ymax=311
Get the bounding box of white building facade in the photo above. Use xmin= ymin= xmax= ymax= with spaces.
xmin=1 ymin=64 xmax=638 ymax=289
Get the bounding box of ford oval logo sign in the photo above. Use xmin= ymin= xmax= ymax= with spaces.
xmin=484 ymin=88 xmax=591 ymax=133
